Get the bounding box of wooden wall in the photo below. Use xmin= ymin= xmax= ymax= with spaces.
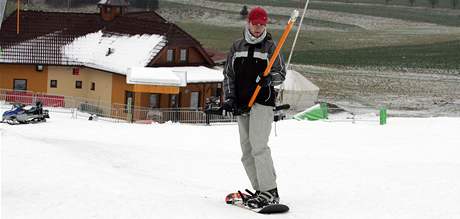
xmin=0 ymin=64 xmax=48 ymax=92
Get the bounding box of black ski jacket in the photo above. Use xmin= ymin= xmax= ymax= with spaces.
xmin=223 ymin=33 xmax=286 ymax=109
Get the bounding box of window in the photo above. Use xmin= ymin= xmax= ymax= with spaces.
xmin=72 ymin=68 xmax=80 ymax=75
xmin=170 ymin=94 xmax=179 ymax=108
xmin=13 ymin=79 xmax=27 ymax=91
xmin=167 ymin=49 xmax=175 ymax=63
xmin=190 ymin=92 xmax=200 ymax=109
xmin=149 ymin=94 xmax=159 ymax=108
xmin=50 ymin=80 xmax=57 ymax=88
xmin=91 ymin=82 xmax=95 ymax=91
xmin=180 ymin=48 xmax=188 ymax=63
xmin=75 ymin=81 xmax=82 ymax=89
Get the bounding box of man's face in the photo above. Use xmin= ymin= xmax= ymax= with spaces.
xmin=248 ymin=22 xmax=266 ymax=38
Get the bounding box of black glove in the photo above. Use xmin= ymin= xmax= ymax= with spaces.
xmin=256 ymin=74 xmax=272 ymax=87
xmin=222 ymin=98 xmax=236 ymax=112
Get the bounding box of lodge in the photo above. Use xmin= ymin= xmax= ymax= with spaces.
xmin=0 ymin=0 xmax=224 ymax=112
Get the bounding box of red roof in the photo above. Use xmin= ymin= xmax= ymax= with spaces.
xmin=204 ymin=48 xmax=227 ymax=64
xmin=0 ymin=10 xmax=214 ymax=66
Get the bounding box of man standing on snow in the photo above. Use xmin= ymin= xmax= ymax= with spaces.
xmin=222 ymin=6 xmax=286 ymax=209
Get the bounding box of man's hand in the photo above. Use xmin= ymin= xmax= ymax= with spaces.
xmin=256 ymin=74 xmax=272 ymax=87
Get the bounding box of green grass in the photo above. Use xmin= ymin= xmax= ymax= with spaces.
xmin=269 ymin=14 xmax=363 ymax=31
xmin=209 ymin=0 xmax=460 ymax=9
xmin=4 ymin=0 xmax=16 ymax=19
xmin=208 ymin=0 xmax=460 ymax=27
xmin=177 ymin=21 xmax=460 ymax=70
xmin=177 ymin=22 xmax=243 ymax=51
xmin=310 ymin=2 xmax=460 ymax=27
xmin=292 ymin=40 xmax=460 ymax=69
xmin=205 ymin=0 xmax=301 ymax=8
xmin=315 ymin=0 xmax=458 ymax=9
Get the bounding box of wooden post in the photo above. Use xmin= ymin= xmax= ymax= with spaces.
xmin=127 ymin=97 xmax=133 ymax=123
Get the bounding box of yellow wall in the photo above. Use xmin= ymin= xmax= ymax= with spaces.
xmin=111 ymin=74 xmax=133 ymax=105
xmin=0 ymin=64 xmax=48 ymax=92
xmin=47 ymin=66 xmax=113 ymax=104
xmin=111 ymin=74 xmax=180 ymax=107
xmin=1 ymin=64 xmax=220 ymax=110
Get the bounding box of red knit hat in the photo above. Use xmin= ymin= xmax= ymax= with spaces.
xmin=248 ymin=7 xmax=268 ymax=25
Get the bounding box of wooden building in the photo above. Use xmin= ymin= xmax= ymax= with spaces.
xmin=0 ymin=1 xmax=223 ymax=110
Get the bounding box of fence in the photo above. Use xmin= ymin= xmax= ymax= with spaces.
xmin=0 ymin=88 xmax=235 ymax=124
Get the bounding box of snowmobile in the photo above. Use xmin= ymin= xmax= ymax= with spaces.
xmin=2 ymin=101 xmax=50 ymax=125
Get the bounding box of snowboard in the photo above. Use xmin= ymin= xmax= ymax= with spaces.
xmin=225 ymin=191 xmax=289 ymax=214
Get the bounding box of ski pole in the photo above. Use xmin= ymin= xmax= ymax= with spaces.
xmin=247 ymin=10 xmax=299 ymax=108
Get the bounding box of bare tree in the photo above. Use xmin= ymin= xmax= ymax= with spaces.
xmin=409 ymin=0 xmax=416 ymax=6
xmin=385 ymin=0 xmax=392 ymax=5
xmin=453 ymin=0 xmax=458 ymax=8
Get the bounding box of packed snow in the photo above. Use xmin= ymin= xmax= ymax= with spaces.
xmin=1 ymin=110 xmax=460 ymax=219
xmin=127 ymin=66 xmax=224 ymax=86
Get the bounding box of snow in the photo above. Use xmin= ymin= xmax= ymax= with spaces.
xmin=2 ymin=110 xmax=460 ymax=219
xmin=63 ymin=31 xmax=166 ymax=75
xmin=127 ymin=67 xmax=186 ymax=87
xmin=169 ymin=66 xmax=224 ymax=83
xmin=127 ymin=66 xmax=223 ymax=86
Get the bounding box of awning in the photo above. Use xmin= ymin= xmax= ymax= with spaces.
xmin=127 ymin=67 xmax=187 ymax=87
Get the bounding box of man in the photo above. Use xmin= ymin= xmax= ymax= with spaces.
xmin=222 ymin=6 xmax=286 ymax=209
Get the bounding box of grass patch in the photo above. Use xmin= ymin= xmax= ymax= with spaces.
xmin=209 ymin=0 xmax=460 ymax=9
xmin=269 ymin=14 xmax=363 ymax=31
xmin=177 ymin=22 xmax=243 ymax=51
xmin=177 ymin=21 xmax=460 ymax=70
xmin=292 ymin=40 xmax=460 ymax=69
xmin=310 ymin=2 xmax=460 ymax=27
xmin=207 ymin=0 xmax=460 ymax=27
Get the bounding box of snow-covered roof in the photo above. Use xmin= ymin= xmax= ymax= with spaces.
xmin=127 ymin=66 xmax=224 ymax=86
xmin=0 ymin=10 xmax=214 ymax=70
xmin=127 ymin=67 xmax=186 ymax=87
xmin=64 ymin=31 xmax=166 ymax=75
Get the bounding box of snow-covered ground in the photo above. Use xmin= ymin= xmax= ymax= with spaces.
xmin=2 ymin=111 xmax=460 ymax=218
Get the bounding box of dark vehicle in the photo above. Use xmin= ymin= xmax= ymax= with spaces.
xmin=2 ymin=101 xmax=50 ymax=125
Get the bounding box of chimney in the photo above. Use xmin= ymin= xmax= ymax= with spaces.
xmin=97 ymin=0 xmax=129 ymax=22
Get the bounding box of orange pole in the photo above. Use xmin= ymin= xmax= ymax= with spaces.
xmin=247 ymin=11 xmax=298 ymax=108
xmin=16 ymin=0 xmax=20 ymax=34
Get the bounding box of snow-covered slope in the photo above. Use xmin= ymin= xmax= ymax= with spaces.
xmin=2 ymin=112 xmax=460 ymax=218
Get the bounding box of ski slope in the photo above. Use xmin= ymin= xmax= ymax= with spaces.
xmin=2 ymin=111 xmax=460 ymax=219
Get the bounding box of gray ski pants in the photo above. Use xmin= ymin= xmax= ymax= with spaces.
xmin=237 ymin=103 xmax=277 ymax=192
